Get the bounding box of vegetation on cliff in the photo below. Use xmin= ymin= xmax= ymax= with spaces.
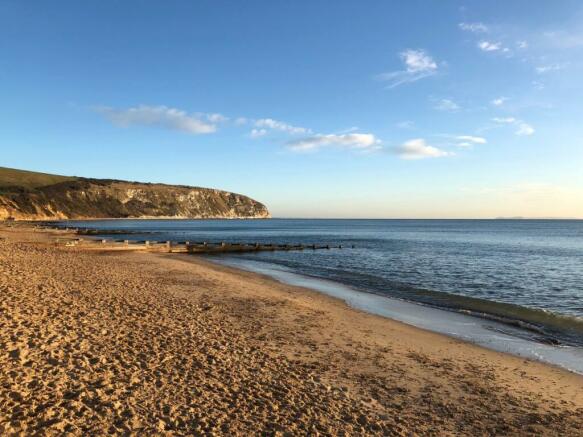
xmin=0 ymin=167 xmax=270 ymax=220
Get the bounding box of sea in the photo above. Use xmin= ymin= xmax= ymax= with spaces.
xmin=57 ymin=219 xmax=583 ymax=373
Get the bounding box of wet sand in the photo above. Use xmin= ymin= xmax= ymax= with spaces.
xmin=1 ymin=225 xmax=582 ymax=435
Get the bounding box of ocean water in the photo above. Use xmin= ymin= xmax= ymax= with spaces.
xmin=59 ymin=219 xmax=583 ymax=348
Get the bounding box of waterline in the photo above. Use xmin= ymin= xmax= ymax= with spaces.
xmin=212 ymin=256 xmax=583 ymax=375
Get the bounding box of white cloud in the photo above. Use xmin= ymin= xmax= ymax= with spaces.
xmin=234 ymin=117 xmax=248 ymax=125
xmin=255 ymin=118 xmax=311 ymax=135
xmin=516 ymin=40 xmax=528 ymax=49
xmin=491 ymin=97 xmax=507 ymax=106
xmin=96 ymin=105 xmax=217 ymax=134
xmin=377 ymin=49 xmax=438 ymax=88
xmin=478 ymin=41 xmax=502 ymax=52
xmin=535 ymin=63 xmax=566 ymax=74
xmin=395 ymin=138 xmax=452 ymax=160
xmin=459 ymin=22 xmax=489 ymax=33
xmin=492 ymin=117 xmax=534 ymax=136
xmin=439 ymin=135 xmax=487 ymax=148
xmin=250 ymin=128 xmax=267 ymax=138
xmin=456 ymin=135 xmax=487 ymax=145
xmin=206 ymin=113 xmax=228 ymax=123
xmin=288 ymin=133 xmax=381 ymax=152
xmin=402 ymin=49 xmax=438 ymax=72
xmin=492 ymin=117 xmax=517 ymax=124
xmin=516 ymin=123 xmax=535 ymax=136
xmin=434 ymin=98 xmax=460 ymax=112
xmin=336 ymin=126 xmax=360 ymax=134
xmin=396 ymin=120 xmax=415 ymax=129
xmin=532 ymin=80 xmax=545 ymax=90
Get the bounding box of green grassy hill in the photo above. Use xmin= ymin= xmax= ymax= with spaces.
xmin=0 ymin=167 xmax=77 ymax=191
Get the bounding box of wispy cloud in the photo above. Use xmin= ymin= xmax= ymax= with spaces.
xmin=459 ymin=22 xmax=489 ymax=33
xmin=254 ymin=118 xmax=311 ymax=135
xmin=396 ymin=120 xmax=415 ymax=129
xmin=492 ymin=117 xmax=535 ymax=136
xmin=455 ymin=135 xmax=487 ymax=147
xmin=459 ymin=18 xmax=530 ymax=58
xmin=377 ymin=49 xmax=439 ymax=88
xmin=288 ymin=133 xmax=381 ymax=152
xmin=532 ymin=80 xmax=545 ymax=90
xmin=462 ymin=22 xmax=519 ymax=56
xmin=205 ymin=113 xmax=228 ymax=123
xmin=515 ymin=123 xmax=535 ymax=136
xmin=438 ymin=134 xmax=487 ymax=148
xmin=335 ymin=126 xmax=360 ymax=134
xmin=394 ymin=138 xmax=453 ymax=160
xmin=491 ymin=97 xmax=507 ymax=106
xmin=492 ymin=117 xmax=517 ymax=124
xmin=434 ymin=98 xmax=460 ymax=112
xmin=478 ymin=40 xmax=503 ymax=52
xmin=516 ymin=40 xmax=528 ymax=49
xmin=95 ymin=105 xmax=219 ymax=134
xmin=250 ymin=128 xmax=267 ymax=138
xmin=535 ymin=63 xmax=567 ymax=74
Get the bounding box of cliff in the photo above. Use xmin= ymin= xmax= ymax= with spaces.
xmin=0 ymin=167 xmax=270 ymax=220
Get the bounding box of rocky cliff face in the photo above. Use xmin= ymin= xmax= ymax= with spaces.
xmin=0 ymin=179 xmax=270 ymax=220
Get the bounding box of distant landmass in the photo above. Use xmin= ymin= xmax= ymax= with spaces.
xmin=0 ymin=167 xmax=270 ymax=220
xmin=495 ymin=216 xmax=579 ymax=220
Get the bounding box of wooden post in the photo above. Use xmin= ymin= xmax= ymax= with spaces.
xmin=124 ymin=240 xmax=129 ymax=246
xmin=101 ymin=239 xmax=107 ymax=244
xmin=166 ymin=241 xmax=171 ymax=252
xmin=145 ymin=240 xmax=150 ymax=248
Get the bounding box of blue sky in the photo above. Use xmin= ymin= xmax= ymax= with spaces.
xmin=1 ymin=1 xmax=583 ymax=218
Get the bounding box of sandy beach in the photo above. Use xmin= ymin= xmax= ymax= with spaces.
xmin=1 ymin=224 xmax=582 ymax=436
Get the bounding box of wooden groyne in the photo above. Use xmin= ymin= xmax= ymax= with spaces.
xmin=53 ymin=238 xmax=349 ymax=254
xmin=36 ymin=224 xmax=352 ymax=254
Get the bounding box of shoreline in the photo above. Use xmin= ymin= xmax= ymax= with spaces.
xmin=46 ymin=218 xmax=583 ymax=350
xmin=2 ymin=224 xmax=583 ymax=434
xmin=16 ymin=220 xmax=583 ymax=372
xmin=43 ymin=219 xmax=583 ymax=372
xmin=205 ymin=256 xmax=583 ymax=375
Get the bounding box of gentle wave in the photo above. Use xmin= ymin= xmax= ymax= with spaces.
xmin=55 ymin=218 xmax=583 ymax=348
xmin=393 ymin=289 xmax=583 ymax=347
xmin=233 ymin=257 xmax=583 ymax=347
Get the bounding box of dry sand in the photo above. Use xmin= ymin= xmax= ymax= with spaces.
xmin=1 ymin=224 xmax=582 ymax=436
